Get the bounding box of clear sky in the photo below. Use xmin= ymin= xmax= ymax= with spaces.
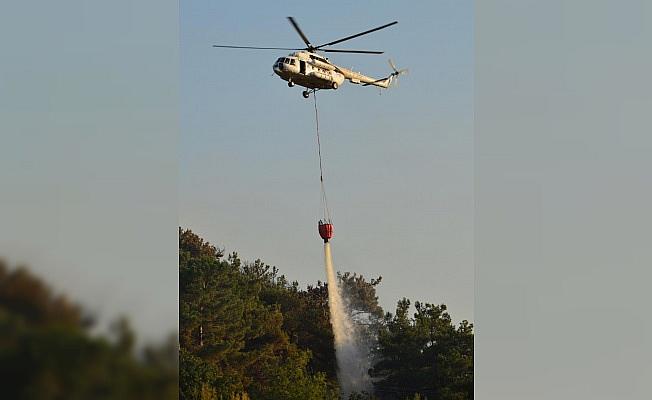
xmin=181 ymin=1 xmax=474 ymax=321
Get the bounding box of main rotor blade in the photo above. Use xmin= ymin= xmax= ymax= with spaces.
xmin=321 ymin=49 xmax=384 ymax=54
xmin=287 ymin=17 xmax=312 ymax=48
xmin=315 ymin=21 xmax=398 ymax=49
xmin=212 ymin=45 xmax=301 ymax=51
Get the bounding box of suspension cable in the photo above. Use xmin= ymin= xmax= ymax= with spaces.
xmin=313 ymin=91 xmax=331 ymax=222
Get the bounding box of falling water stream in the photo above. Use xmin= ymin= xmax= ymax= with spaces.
xmin=323 ymin=242 xmax=371 ymax=398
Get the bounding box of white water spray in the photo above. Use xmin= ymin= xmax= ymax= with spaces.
xmin=323 ymin=242 xmax=371 ymax=398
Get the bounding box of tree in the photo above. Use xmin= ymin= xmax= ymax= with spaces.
xmin=178 ymin=228 xmax=473 ymax=399
xmin=371 ymin=299 xmax=473 ymax=400
xmin=0 ymin=260 xmax=178 ymax=400
xmin=338 ymin=272 xmax=386 ymax=374
xmin=179 ymin=229 xmax=336 ymax=399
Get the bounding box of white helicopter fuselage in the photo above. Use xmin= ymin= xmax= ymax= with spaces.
xmin=272 ymin=51 xmax=392 ymax=91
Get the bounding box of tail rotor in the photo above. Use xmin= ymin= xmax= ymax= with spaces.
xmin=388 ymin=59 xmax=408 ymax=87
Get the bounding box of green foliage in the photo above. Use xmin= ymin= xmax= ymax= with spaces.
xmin=371 ymin=299 xmax=474 ymax=400
xmin=0 ymin=261 xmax=178 ymax=400
xmin=249 ymin=262 xmax=338 ymax=383
xmin=338 ymin=272 xmax=385 ymax=375
xmin=338 ymin=272 xmax=384 ymax=322
xmin=348 ymin=391 xmax=379 ymax=399
xmin=179 ymin=229 xmax=336 ymax=399
xmin=179 ymin=228 xmax=473 ymax=400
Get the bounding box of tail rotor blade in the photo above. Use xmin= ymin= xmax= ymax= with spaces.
xmin=386 ymin=60 xmax=408 ymax=88
xmin=389 ymin=59 xmax=398 ymax=73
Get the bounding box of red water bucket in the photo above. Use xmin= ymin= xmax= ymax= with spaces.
xmin=318 ymin=221 xmax=333 ymax=242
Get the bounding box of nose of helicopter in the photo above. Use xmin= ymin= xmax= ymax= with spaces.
xmin=272 ymin=57 xmax=284 ymax=75
xmin=272 ymin=63 xmax=281 ymax=74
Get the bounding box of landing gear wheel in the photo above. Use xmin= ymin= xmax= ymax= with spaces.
xmin=288 ymin=80 xmax=295 ymax=87
xmin=331 ymin=82 xmax=338 ymax=90
xmin=302 ymin=90 xmax=310 ymax=99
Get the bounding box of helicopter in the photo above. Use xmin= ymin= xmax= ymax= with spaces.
xmin=213 ymin=17 xmax=407 ymax=99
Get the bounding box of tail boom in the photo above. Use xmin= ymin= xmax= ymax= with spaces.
xmin=338 ymin=66 xmax=393 ymax=88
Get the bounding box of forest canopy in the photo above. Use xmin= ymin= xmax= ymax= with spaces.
xmin=179 ymin=228 xmax=473 ymax=400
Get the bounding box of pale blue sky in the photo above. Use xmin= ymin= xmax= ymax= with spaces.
xmin=180 ymin=1 xmax=474 ymax=321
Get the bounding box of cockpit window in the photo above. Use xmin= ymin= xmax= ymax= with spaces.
xmin=290 ymin=59 xmax=296 ymax=65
